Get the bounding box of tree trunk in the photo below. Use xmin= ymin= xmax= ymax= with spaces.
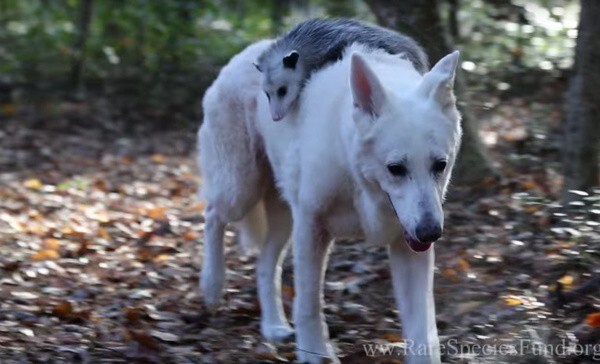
xmin=448 ymin=0 xmax=460 ymax=40
xmin=324 ymin=0 xmax=358 ymax=18
xmin=270 ymin=0 xmax=290 ymax=35
xmin=562 ymin=0 xmax=600 ymax=201
xmin=363 ymin=0 xmax=497 ymax=185
xmin=70 ymin=0 xmax=94 ymax=98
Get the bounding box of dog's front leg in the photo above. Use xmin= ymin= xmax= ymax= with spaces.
xmin=388 ymin=240 xmax=441 ymax=364
xmin=292 ymin=209 xmax=338 ymax=364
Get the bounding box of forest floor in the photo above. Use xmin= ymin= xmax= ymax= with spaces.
xmin=0 ymin=95 xmax=598 ymax=363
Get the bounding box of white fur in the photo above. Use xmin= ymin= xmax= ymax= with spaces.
xmin=198 ymin=41 xmax=462 ymax=363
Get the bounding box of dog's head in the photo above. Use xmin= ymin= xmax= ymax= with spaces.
xmin=350 ymin=51 xmax=462 ymax=252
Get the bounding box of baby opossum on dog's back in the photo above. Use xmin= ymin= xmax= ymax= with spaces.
xmin=255 ymin=18 xmax=429 ymax=121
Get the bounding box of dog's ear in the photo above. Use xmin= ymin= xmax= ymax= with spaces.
xmin=418 ymin=51 xmax=460 ymax=109
xmin=282 ymin=51 xmax=299 ymax=69
xmin=350 ymin=53 xmax=386 ymax=118
xmin=253 ymin=62 xmax=262 ymax=73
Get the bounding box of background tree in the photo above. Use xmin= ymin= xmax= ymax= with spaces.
xmin=363 ymin=0 xmax=497 ymax=185
xmin=562 ymin=0 xmax=600 ymax=201
xmin=69 ymin=0 xmax=93 ymax=97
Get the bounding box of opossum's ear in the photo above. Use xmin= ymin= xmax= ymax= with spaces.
xmin=418 ymin=51 xmax=460 ymax=109
xmin=282 ymin=51 xmax=299 ymax=69
xmin=350 ymin=53 xmax=385 ymax=118
xmin=253 ymin=62 xmax=262 ymax=73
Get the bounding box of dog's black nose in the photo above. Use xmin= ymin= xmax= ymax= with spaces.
xmin=416 ymin=220 xmax=442 ymax=243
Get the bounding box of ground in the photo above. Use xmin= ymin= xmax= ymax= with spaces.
xmin=0 ymin=98 xmax=598 ymax=363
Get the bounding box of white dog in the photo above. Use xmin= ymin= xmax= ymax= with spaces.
xmin=198 ymin=39 xmax=462 ymax=363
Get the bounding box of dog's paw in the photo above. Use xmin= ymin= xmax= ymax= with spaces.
xmin=199 ymin=275 xmax=223 ymax=312
xmin=261 ymin=324 xmax=294 ymax=342
xmin=296 ymin=343 xmax=339 ymax=364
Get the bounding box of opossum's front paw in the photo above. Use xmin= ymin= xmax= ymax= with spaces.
xmin=261 ymin=324 xmax=294 ymax=342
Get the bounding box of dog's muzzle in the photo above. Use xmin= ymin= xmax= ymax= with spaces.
xmin=387 ymin=193 xmax=438 ymax=252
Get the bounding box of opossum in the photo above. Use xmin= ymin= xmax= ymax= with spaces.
xmin=255 ymin=18 xmax=429 ymax=121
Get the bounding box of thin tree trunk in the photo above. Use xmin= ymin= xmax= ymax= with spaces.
xmin=270 ymin=0 xmax=290 ymax=35
xmin=562 ymin=0 xmax=600 ymax=201
xmin=363 ymin=0 xmax=497 ymax=185
xmin=324 ymin=0 xmax=357 ymax=18
xmin=0 ymin=0 xmax=7 ymax=28
xmin=70 ymin=0 xmax=94 ymax=97
xmin=448 ymin=0 xmax=460 ymax=40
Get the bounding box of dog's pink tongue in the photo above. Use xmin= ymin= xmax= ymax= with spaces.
xmin=406 ymin=236 xmax=432 ymax=252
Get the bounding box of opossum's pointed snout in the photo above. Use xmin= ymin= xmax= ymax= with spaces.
xmin=271 ymin=112 xmax=283 ymax=121
xmin=270 ymin=103 xmax=286 ymax=121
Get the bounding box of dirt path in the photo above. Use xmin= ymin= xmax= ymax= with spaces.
xmin=0 ymin=116 xmax=598 ymax=363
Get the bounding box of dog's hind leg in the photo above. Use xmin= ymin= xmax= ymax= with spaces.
xmin=257 ymin=190 xmax=293 ymax=342
xmin=388 ymin=240 xmax=441 ymax=364
xmin=200 ymin=203 xmax=226 ymax=311
xmin=197 ymin=96 xmax=266 ymax=310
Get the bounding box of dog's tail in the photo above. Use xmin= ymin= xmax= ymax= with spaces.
xmin=232 ymin=200 xmax=267 ymax=255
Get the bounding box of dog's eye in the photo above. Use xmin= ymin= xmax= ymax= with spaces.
xmin=265 ymin=92 xmax=271 ymax=101
xmin=277 ymin=87 xmax=287 ymax=98
xmin=387 ymin=163 xmax=408 ymax=177
xmin=432 ymin=160 xmax=447 ymax=174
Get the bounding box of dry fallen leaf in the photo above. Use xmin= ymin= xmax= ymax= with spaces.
xmin=19 ymin=328 xmax=34 ymax=338
xmin=127 ymin=329 xmax=161 ymax=351
xmin=520 ymin=181 xmax=537 ymax=191
xmin=11 ymin=291 xmax=39 ymax=300
xmin=585 ymin=312 xmax=600 ymax=328
xmin=443 ymin=268 xmax=459 ymax=281
xmin=147 ymin=206 xmax=167 ymax=220
xmin=24 ymin=178 xmax=43 ymax=190
xmin=381 ymin=332 xmax=403 ymax=343
xmin=457 ymin=258 xmax=471 ymax=271
xmin=1 ymin=103 xmax=16 ymax=116
xmin=52 ymin=300 xmax=74 ymax=319
xmin=98 ymin=227 xmax=111 ymax=240
xmin=503 ymin=296 xmax=523 ymax=307
xmin=182 ymin=231 xmax=199 ymax=241
xmin=254 ymin=342 xmax=287 ymax=362
xmin=43 ymin=238 xmax=61 ymax=251
xmin=150 ymin=330 xmax=179 ymax=343
xmin=52 ymin=300 xmax=91 ymax=322
xmin=524 ymin=205 xmax=542 ymax=214
xmin=124 ymin=306 xmax=148 ymax=325
xmin=557 ymin=274 xmax=574 ymax=287
xmin=30 ymin=249 xmax=60 ymax=261
xmin=151 ymin=154 xmax=166 ymax=164
xmin=137 ymin=248 xmax=158 ymax=263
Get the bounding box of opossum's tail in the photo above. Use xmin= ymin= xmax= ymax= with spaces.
xmin=232 ymin=200 xmax=267 ymax=255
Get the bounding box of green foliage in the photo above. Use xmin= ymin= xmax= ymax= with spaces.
xmin=0 ymin=0 xmax=580 ymax=110
xmin=447 ymin=0 xmax=579 ymax=91
xmin=0 ymin=0 xmax=273 ymax=91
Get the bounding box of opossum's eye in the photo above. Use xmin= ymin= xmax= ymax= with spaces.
xmin=277 ymin=87 xmax=287 ymax=98
xmin=432 ymin=160 xmax=447 ymax=175
xmin=265 ymin=92 xmax=271 ymax=101
xmin=387 ymin=163 xmax=408 ymax=178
